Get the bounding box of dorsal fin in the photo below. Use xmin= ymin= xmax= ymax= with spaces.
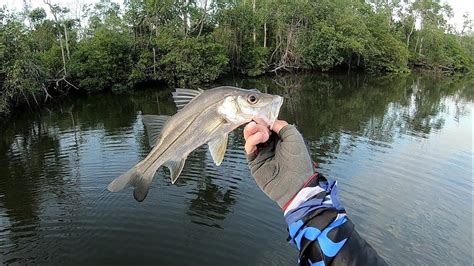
xmin=142 ymin=115 xmax=170 ymax=147
xmin=172 ymin=88 xmax=203 ymax=111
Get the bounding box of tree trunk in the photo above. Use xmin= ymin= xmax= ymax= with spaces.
xmin=252 ymin=0 xmax=256 ymax=43
xmin=198 ymin=0 xmax=207 ymax=37
xmin=22 ymin=0 xmax=31 ymax=28
xmin=183 ymin=0 xmax=189 ymax=36
xmin=153 ymin=47 xmax=157 ymax=76
xmin=44 ymin=0 xmax=67 ymax=75
xmin=347 ymin=55 xmax=352 ymax=74
xmin=406 ymin=19 xmax=415 ymax=49
xmin=58 ymin=31 xmax=67 ymax=75
xmin=418 ymin=37 xmax=423 ymax=55
xmin=414 ymin=36 xmax=419 ymax=54
xmin=63 ymin=23 xmax=70 ymax=60
xmin=263 ymin=22 xmax=267 ymax=48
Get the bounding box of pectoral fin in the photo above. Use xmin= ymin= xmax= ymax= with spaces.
xmin=142 ymin=115 xmax=170 ymax=147
xmin=208 ymin=134 xmax=228 ymax=166
xmin=164 ymin=157 xmax=187 ymax=184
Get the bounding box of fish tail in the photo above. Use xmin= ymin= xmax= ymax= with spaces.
xmin=107 ymin=166 xmax=156 ymax=202
xmin=132 ymin=174 xmax=153 ymax=202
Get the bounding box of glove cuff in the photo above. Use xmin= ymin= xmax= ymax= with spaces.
xmin=245 ymin=151 xmax=258 ymax=162
xmin=277 ymin=124 xmax=295 ymax=138
xmin=279 ymin=168 xmax=320 ymax=210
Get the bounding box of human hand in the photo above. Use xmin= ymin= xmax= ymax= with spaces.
xmin=243 ymin=120 xmax=315 ymax=208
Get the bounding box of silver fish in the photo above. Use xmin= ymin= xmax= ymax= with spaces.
xmin=107 ymin=86 xmax=283 ymax=202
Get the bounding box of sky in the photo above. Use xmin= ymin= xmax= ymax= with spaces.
xmin=2 ymin=0 xmax=474 ymax=33
xmin=445 ymin=0 xmax=474 ymax=32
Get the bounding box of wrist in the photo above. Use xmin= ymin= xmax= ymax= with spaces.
xmin=281 ymin=168 xmax=322 ymax=211
xmin=245 ymin=150 xmax=258 ymax=162
xmin=272 ymin=120 xmax=289 ymax=134
xmin=277 ymin=124 xmax=293 ymax=138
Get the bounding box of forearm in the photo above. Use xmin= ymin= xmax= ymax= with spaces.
xmin=243 ymin=121 xmax=385 ymax=265
xmin=283 ymin=173 xmax=387 ymax=266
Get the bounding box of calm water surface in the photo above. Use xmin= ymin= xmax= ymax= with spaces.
xmin=0 ymin=74 xmax=472 ymax=265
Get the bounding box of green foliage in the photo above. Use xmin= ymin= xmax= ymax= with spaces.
xmin=418 ymin=30 xmax=471 ymax=71
xmin=70 ymin=28 xmax=132 ymax=92
xmin=301 ymin=23 xmax=345 ymax=71
xmin=298 ymin=1 xmax=409 ymax=72
xmin=399 ymin=0 xmax=473 ymax=73
xmin=365 ymin=33 xmax=410 ymax=73
xmin=240 ymin=46 xmax=269 ymax=76
xmin=0 ymin=0 xmax=473 ymax=118
xmin=28 ymin=8 xmax=47 ymax=24
xmin=459 ymin=34 xmax=474 ymax=71
xmin=1 ymin=9 xmax=46 ymax=116
xmin=364 ymin=12 xmax=409 ymax=72
xmin=157 ymin=36 xmax=229 ymax=87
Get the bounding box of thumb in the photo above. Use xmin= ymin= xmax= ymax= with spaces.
xmin=272 ymin=120 xmax=289 ymax=135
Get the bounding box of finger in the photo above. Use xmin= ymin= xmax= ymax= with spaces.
xmin=245 ymin=132 xmax=266 ymax=154
xmin=245 ymin=131 xmax=270 ymax=154
xmin=244 ymin=122 xmax=270 ymax=140
xmin=243 ymin=121 xmax=257 ymax=140
xmin=272 ymin=120 xmax=289 ymax=135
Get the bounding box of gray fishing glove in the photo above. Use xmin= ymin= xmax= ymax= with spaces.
xmin=245 ymin=122 xmax=315 ymax=208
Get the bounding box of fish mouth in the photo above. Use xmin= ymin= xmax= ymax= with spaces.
xmin=268 ymin=96 xmax=284 ymax=130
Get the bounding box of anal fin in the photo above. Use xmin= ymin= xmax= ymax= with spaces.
xmin=164 ymin=157 xmax=187 ymax=184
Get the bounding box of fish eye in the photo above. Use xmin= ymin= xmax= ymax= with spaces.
xmin=247 ymin=93 xmax=259 ymax=104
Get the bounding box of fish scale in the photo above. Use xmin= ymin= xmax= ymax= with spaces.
xmin=107 ymin=86 xmax=284 ymax=202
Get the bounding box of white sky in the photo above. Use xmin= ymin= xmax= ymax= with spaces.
xmin=2 ymin=0 xmax=473 ymax=33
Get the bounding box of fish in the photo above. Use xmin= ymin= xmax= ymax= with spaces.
xmin=107 ymin=86 xmax=284 ymax=202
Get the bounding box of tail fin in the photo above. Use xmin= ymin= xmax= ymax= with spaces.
xmin=107 ymin=166 xmax=154 ymax=202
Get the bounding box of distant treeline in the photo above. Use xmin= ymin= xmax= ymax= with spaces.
xmin=1 ymin=0 xmax=473 ymax=117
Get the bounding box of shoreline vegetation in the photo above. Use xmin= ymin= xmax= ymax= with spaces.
xmin=1 ymin=0 xmax=473 ymax=119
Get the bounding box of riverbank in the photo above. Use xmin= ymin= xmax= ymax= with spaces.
xmin=2 ymin=0 xmax=472 ymax=119
xmin=2 ymin=71 xmax=472 ymax=125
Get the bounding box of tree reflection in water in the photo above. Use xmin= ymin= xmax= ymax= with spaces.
xmin=0 ymin=73 xmax=471 ymax=264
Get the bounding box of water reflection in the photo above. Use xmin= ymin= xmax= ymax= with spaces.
xmin=226 ymin=73 xmax=471 ymax=156
xmin=0 ymin=118 xmax=83 ymax=264
xmin=186 ymin=176 xmax=236 ymax=229
xmin=0 ymin=73 xmax=472 ymax=265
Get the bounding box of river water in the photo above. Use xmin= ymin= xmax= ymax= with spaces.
xmin=0 ymin=74 xmax=472 ymax=265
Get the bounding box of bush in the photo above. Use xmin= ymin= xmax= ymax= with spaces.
xmin=70 ymin=28 xmax=132 ymax=92
xmin=300 ymin=23 xmax=345 ymax=71
xmin=240 ymin=46 xmax=269 ymax=76
xmin=158 ymin=36 xmax=229 ymax=87
xmin=365 ymin=29 xmax=410 ymax=73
